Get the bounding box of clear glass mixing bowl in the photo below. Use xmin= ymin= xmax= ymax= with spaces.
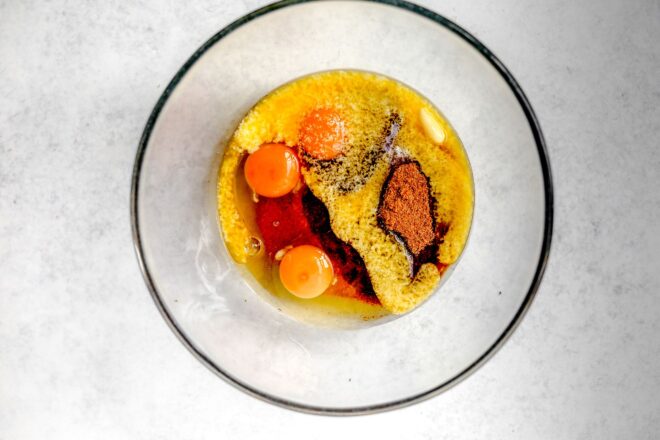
xmin=131 ymin=0 xmax=552 ymax=414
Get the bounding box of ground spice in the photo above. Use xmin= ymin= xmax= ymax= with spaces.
xmin=378 ymin=160 xmax=438 ymax=277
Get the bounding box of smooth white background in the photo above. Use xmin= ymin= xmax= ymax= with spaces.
xmin=1 ymin=0 xmax=659 ymax=438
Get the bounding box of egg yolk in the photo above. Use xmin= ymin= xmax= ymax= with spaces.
xmin=279 ymin=245 xmax=334 ymax=298
xmin=298 ymin=108 xmax=346 ymax=160
xmin=244 ymin=143 xmax=299 ymax=198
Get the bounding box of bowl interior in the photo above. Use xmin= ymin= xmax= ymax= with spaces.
xmin=134 ymin=0 xmax=550 ymax=412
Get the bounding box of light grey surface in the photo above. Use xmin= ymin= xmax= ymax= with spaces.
xmin=1 ymin=0 xmax=658 ymax=437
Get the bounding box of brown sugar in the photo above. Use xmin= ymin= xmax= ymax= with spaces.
xmin=377 ymin=160 xmax=438 ymax=277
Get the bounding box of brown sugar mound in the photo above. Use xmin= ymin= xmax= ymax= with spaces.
xmin=377 ymin=160 xmax=438 ymax=277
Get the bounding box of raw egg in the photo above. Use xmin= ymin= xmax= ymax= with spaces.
xmin=298 ymin=108 xmax=346 ymax=160
xmin=279 ymin=245 xmax=334 ymax=298
xmin=244 ymin=143 xmax=299 ymax=198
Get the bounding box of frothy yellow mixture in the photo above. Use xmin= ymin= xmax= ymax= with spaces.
xmin=218 ymin=70 xmax=473 ymax=315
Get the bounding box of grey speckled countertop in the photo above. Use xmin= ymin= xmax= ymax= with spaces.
xmin=2 ymin=0 xmax=659 ymax=438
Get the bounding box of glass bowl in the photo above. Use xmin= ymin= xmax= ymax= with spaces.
xmin=131 ymin=0 xmax=553 ymax=415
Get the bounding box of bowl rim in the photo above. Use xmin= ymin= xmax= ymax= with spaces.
xmin=130 ymin=0 xmax=554 ymax=416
